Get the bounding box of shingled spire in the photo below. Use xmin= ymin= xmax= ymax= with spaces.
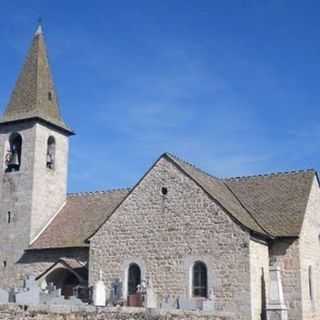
xmin=1 ymin=24 xmax=73 ymax=134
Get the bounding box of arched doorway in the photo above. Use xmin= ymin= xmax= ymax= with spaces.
xmin=128 ymin=263 xmax=141 ymax=295
xmin=45 ymin=267 xmax=80 ymax=299
xmin=62 ymin=272 xmax=79 ymax=298
xmin=127 ymin=263 xmax=142 ymax=306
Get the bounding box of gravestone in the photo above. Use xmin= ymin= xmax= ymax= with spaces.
xmin=179 ymin=297 xmax=198 ymax=311
xmin=93 ymin=270 xmax=106 ymax=306
xmin=160 ymin=295 xmax=177 ymax=310
xmin=110 ymin=278 xmax=122 ymax=305
xmin=202 ymin=289 xmax=215 ymax=312
xmin=15 ymin=275 xmax=41 ymax=305
xmin=40 ymin=286 xmax=61 ymax=304
xmin=0 ymin=288 xmax=8 ymax=304
xmin=8 ymin=288 xmax=16 ymax=303
xmin=145 ymin=286 xmax=157 ymax=308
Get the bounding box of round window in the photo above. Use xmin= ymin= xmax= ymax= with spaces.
xmin=161 ymin=187 xmax=168 ymax=196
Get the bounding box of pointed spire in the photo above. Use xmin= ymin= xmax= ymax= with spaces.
xmin=1 ymin=24 xmax=73 ymax=135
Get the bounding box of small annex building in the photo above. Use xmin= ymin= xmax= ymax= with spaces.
xmin=0 ymin=26 xmax=320 ymax=320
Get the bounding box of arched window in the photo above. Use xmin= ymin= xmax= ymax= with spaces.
xmin=193 ymin=261 xmax=207 ymax=298
xmin=46 ymin=136 xmax=56 ymax=169
xmin=128 ymin=263 xmax=141 ymax=295
xmin=5 ymin=133 xmax=22 ymax=172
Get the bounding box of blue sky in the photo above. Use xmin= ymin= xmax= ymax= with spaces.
xmin=0 ymin=1 xmax=320 ymax=192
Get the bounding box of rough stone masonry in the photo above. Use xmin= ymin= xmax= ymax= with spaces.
xmin=0 ymin=304 xmax=233 ymax=320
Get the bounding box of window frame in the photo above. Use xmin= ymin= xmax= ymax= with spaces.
xmin=192 ymin=261 xmax=208 ymax=298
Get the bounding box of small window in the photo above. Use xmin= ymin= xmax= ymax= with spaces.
xmin=193 ymin=261 xmax=207 ymax=298
xmin=161 ymin=187 xmax=168 ymax=196
xmin=46 ymin=136 xmax=56 ymax=169
xmin=309 ymin=266 xmax=313 ymax=300
xmin=5 ymin=133 xmax=22 ymax=172
xmin=3 ymin=261 xmax=7 ymax=268
xmin=48 ymin=91 xmax=52 ymax=101
xmin=7 ymin=211 xmax=12 ymax=224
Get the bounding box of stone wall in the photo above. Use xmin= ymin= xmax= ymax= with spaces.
xmin=30 ymin=122 xmax=69 ymax=241
xmin=0 ymin=121 xmax=69 ymax=288
xmin=0 ymin=121 xmax=36 ymax=288
xmin=0 ymin=304 xmax=234 ymax=320
xmin=90 ymin=156 xmax=253 ymax=319
xmin=299 ymin=176 xmax=320 ymax=320
xmin=249 ymin=238 xmax=269 ymax=320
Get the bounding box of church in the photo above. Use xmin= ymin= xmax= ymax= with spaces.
xmin=1 ymin=25 xmax=320 ymax=320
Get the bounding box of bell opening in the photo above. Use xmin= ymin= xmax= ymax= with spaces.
xmin=5 ymin=132 xmax=22 ymax=173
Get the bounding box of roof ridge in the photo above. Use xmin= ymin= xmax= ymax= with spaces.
xmin=165 ymin=153 xmax=316 ymax=182
xmin=224 ymin=168 xmax=315 ymax=182
xmin=165 ymin=152 xmax=220 ymax=180
xmin=67 ymin=187 xmax=130 ymax=197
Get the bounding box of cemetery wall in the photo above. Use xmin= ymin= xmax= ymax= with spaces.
xmin=0 ymin=304 xmax=234 ymax=320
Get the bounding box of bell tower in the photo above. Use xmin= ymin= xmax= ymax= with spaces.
xmin=0 ymin=24 xmax=74 ymax=287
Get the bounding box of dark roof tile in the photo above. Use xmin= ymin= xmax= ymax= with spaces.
xmin=224 ymin=170 xmax=315 ymax=237
xmin=30 ymin=188 xmax=129 ymax=249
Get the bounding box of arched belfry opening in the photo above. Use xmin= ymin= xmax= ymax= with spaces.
xmin=5 ymin=132 xmax=22 ymax=172
xmin=46 ymin=136 xmax=55 ymax=169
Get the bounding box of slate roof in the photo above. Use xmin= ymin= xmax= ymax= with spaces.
xmin=30 ymin=189 xmax=129 ymax=249
xmin=29 ymin=153 xmax=316 ymax=250
xmin=1 ymin=25 xmax=73 ymax=134
xmin=36 ymin=258 xmax=88 ymax=281
xmin=224 ymin=170 xmax=315 ymax=237
xmin=166 ymin=153 xmax=315 ymax=238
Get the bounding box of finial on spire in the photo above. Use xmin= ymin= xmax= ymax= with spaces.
xmin=35 ymin=17 xmax=43 ymax=36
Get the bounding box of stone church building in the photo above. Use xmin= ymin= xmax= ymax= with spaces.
xmin=0 ymin=26 xmax=319 ymax=320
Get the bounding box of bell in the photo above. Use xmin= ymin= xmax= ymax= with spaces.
xmin=7 ymin=150 xmax=20 ymax=171
xmin=46 ymin=152 xmax=54 ymax=169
